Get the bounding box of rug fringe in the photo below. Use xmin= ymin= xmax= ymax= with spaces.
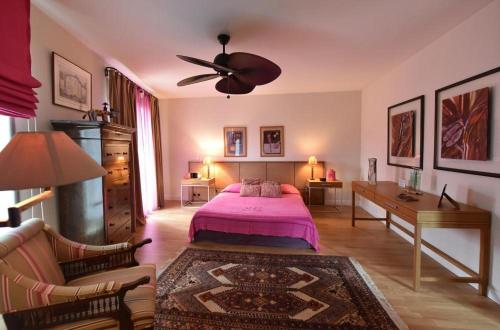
xmin=348 ymin=257 xmax=408 ymax=330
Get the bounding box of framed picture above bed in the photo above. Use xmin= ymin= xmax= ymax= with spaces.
xmin=260 ymin=126 xmax=284 ymax=157
xmin=434 ymin=66 xmax=500 ymax=178
xmin=224 ymin=127 xmax=247 ymax=157
xmin=387 ymin=95 xmax=425 ymax=169
xmin=52 ymin=52 xmax=92 ymax=112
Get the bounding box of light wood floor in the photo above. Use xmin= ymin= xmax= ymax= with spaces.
xmin=134 ymin=201 xmax=500 ymax=330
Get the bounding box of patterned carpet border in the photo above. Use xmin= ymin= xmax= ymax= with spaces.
xmin=155 ymin=248 xmax=408 ymax=330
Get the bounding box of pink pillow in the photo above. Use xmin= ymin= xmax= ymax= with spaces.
xmin=242 ymin=177 xmax=261 ymax=185
xmin=222 ymin=183 xmax=241 ymax=193
xmin=281 ymin=184 xmax=300 ymax=195
xmin=261 ymin=181 xmax=282 ymax=198
xmin=240 ymin=183 xmax=261 ymax=197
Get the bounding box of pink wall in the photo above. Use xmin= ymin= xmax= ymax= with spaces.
xmin=360 ymin=0 xmax=500 ymax=302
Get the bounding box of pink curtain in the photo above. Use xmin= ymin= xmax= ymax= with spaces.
xmin=0 ymin=0 xmax=41 ymax=118
xmin=135 ymin=88 xmax=158 ymax=216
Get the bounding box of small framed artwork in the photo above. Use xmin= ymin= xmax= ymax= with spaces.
xmin=224 ymin=127 xmax=247 ymax=157
xmin=387 ymin=95 xmax=425 ymax=169
xmin=52 ymin=52 xmax=92 ymax=112
xmin=260 ymin=126 xmax=284 ymax=157
xmin=434 ymin=66 xmax=500 ymax=178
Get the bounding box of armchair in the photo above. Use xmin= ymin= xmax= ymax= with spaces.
xmin=0 ymin=218 xmax=155 ymax=329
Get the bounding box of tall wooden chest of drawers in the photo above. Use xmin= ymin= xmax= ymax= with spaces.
xmin=51 ymin=120 xmax=136 ymax=245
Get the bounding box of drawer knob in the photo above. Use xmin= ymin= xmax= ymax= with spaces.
xmin=106 ymin=153 xmax=112 ymax=156
xmin=108 ymin=205 xmax=114 ymax=209
xmin=124 ymin=211 xmax=130 ymax=215
xmin=109 ymin=223 xmax=115 ymax=227
xmin=125 ymin=226 xmax=130 ymax=230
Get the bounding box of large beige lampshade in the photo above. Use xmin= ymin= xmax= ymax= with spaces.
xmin=0 ymin=131 xmax=107 ymax=190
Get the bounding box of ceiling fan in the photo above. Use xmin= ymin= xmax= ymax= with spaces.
xmin=176 ymin=34 xmax=281 ymax=98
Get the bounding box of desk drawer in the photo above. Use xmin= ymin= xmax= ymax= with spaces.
xmin=353 ymin=184 xmax=374 ymax=200
xmin=375 ymin=194 xmax=416 ymax=222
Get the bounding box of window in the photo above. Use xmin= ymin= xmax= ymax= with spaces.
xmin=0 ymin=115 xmax=15 ymax=220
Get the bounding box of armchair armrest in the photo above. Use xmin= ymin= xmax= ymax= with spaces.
xmin=2 ymin=276 xmax=150 ymax=330
xmin=59 ymin=238 xmax=152 ymax=281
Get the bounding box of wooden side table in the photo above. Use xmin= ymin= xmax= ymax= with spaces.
xmin=180 ymin=178 xmax=216 ymax=208
xmin=306 ymin=179 xmax=343 ymax=212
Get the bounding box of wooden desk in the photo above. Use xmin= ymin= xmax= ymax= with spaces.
xmin=351 ymin=181 xmax=491 ymax=295
xmin=180 ymin=178 xmax=216 ymax=208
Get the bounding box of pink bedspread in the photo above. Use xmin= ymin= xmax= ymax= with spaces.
xmin=188 ymin=192 xmax=320 ymax=251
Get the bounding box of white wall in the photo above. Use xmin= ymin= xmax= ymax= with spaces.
xmin=360 ymin=0 xmax=500 ymax=302
xmin=13 ymin=5 xmax=109 ymax=230
xmin=160 ymin=91 xmax=362 ymax=201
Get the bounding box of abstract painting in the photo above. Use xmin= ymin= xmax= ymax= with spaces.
xmin=224 ymin=127 xmax=247 ymax=157
xmin=440 ymin=87 xmax=489 ymax=160
xmin=52 ymin=52 xmax=92 ymax=111
xmin=390 ymin=110 xmax=415 ymax=157
xmin=387 ymin=95 xmax=424 ymax=169
xmin=260 ymin=126 xmax=284 ymax=157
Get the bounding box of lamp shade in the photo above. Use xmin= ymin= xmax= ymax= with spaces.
xmin=308 ymin=156 xmax=318 ymax=166
xmin=0 ymin=131 xmax=107 ymax=190
xmin=203 ymin=156 xmax=212 ymax=165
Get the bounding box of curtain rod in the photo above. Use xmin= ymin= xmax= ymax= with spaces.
xmin=105 ymin=67 xmax=157 ymax=100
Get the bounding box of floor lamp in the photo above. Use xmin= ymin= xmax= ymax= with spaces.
xmin=0 ymin=131 xmax=107 ymax=227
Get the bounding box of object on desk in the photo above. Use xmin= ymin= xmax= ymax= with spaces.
xmin=368 ymin=158 xmax=377 ymax=185
xmin=408 ymin=167 xmax=422 ymax=193
xmin=327 ymin=168 xmax=336 ymax=181
xmin=190 ymin=172 xmax=200 ymax=179
xmin=396 ymin=193 xmax=419 ymax=202
xmin=438 ymin=184 xmax=460 ymax=210
xmin=203 ymin=156 xmax=212 ymax=178
xmin=319 ymin=177 xmax=326 ymax=182
xmin=398 ymin=178 xmax=407 ymax=188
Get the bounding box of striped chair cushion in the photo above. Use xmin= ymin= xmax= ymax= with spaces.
xmin=66 ymin=264 xmax=156 ymax=329
xmin=43 ymin=224 xmax=130 ymax=263
xmin=0 ymin=260 xmax=120 ymax=313
xmin=0 ymin=219 xmax=65 ymax=286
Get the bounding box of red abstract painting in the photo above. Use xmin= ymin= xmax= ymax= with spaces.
xmin=391 ymin=110 xmax=415 ymax=157
xmin=441 ymin=87 xmax=489 ymax=160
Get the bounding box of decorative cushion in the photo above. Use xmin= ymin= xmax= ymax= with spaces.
xmin=281 ymin=183 xmax=300 ymax=195
xmin=261 ymin=181 xmax=282 ymax=198
xmin=241 ymin=177 xmax=261 ymax=185
xmin=240 ymin=183 xmax=261 ymax=197
xmin=221 ymin=183 xmax=241 ymax=193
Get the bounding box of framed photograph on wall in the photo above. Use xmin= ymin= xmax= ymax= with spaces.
xmin=434 ymin=66 xmax=500 ymax=178
xmin=224 ymin=127 xmax=247 ymax=157
xmin=387 ymin=95 xmax=425 ymax=169
xmin=260 ymin=126 xmax=284 ymax=157
xmin=52 ymin=52 xmax=92 ymax=112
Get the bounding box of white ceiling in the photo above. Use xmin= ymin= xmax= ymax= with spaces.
xmin=33 ymin=0 xmax=492 ymax=99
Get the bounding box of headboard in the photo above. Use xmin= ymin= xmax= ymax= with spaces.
xmin=188 ymin=160 xmax=325 ymax=191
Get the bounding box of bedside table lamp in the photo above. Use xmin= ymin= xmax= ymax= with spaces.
xmin=308 ymin=156 xmax=318 ymax=180
xmin=203 ymin=156 xmax=212 ymax=179
xmin=0 ymin=131 xmax=107 ymax=227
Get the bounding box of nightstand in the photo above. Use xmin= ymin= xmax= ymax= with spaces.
xmin=180 ymin=178 xmax=216 ymax=208
xmin=306 ymin=179 xmax=343 ymax=212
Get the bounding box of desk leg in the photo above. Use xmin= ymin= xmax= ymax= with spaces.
xmin=386 ymin=210 xmax=391 ymax=229
xmin=351 ymin=190 xmax=355 ymax=227
xmin=479 ymin=225 xmax=491 ymax=296
xmin=413 ymin=223 xmax=422 ymax=290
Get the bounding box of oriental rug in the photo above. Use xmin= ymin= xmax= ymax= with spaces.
xmin=155 ymin=248 xmax=407 ymax=329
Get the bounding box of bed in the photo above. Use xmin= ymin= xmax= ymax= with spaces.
xmin=188 ymin=183 xmax=320 ymax=251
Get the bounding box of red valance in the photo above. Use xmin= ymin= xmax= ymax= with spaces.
xmin=0 ymin=0 xmax=41 ymax=118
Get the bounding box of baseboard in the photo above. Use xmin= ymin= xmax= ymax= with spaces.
xmin=360 ymin=202 xmax=499 ymax=304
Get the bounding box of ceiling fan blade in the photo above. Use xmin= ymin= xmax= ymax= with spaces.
xmin=215 ymin=75 xmax=255 ymax=94
xmin=177 ymin=55 xmax=236 ymax=73
xmin=227 ymin=52 xmax=281 ymax=86
xmin=177 ymin=74 xmax=219 ymax=86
